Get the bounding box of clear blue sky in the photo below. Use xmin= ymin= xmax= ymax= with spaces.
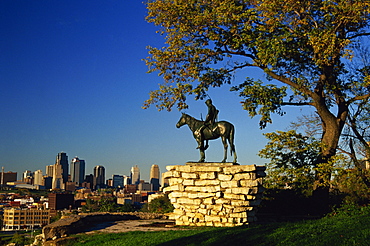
xmin=0 ymin=1 xmax=312 ymax=181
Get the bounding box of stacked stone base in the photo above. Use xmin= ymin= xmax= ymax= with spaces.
xmin=163 ymin=162 xmax=266 ymax=227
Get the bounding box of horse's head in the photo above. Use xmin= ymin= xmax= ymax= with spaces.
xmin=176 ymin=113 xmax=187 ymax=128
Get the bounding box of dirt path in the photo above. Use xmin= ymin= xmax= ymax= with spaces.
xmin=83 ymin=219 xmax=181 ymax=234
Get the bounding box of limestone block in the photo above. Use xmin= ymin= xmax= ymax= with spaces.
xmin=239 ymin=179 xmax=259 ymax=187
xmin=182 ymin=172 xmax=198 ymax=179
xmin=214 ymin=198 xmax=231 ymax=205
xmin=163 ymin=170 xmax=181 ymax=178
xmin=185 ymin=185 xmax=221 ymax=193
xmin=234 ymin=173 xmax=254 ymax=180
xmin=218 ymin=174 xmax=233 ymax=181
xmin=173 ymin=208 xmax=185 ymax=215
xmin=227 ymin=187 xmax=251 ymax=194
xmin=192 ymin=166 xmax=223 ymax=172
xmin=223 ymin=165 xmax=256 ymax=174
xmin=168 ymin=213 xmax=183 ymax=220
xmin=223 ymin=193 xmax=246 ymax=200
xmin=220 ymin=180 xmax=239 ymax=188
xmin=177 ymin=198 xmax=202 ymax=205
xmin=168 ymin=178 xmax=184 ymax=185
xmin=175 ymin=165 xmax=193 ymax=172
xmin=203 ymin=197 xmax=215 ymax=205
xmin=168 ymin=192 xmax=186 ymax=198
xmin=188 ymin=192 xmax=214 ymax=199
xmin=206 ymin=221 xmax=214 ymax=226
xmin=166 ymin=165 xmax=176 ymax=171
xmin=166 ymin=184 xmax=185 ymax=192
xmin=195 ymin=180 xmax=220 ymax=186
xmin=230 ymin=200 xmax=251 ymax=206
xmin=232 ymin=206 xmax=252 ymax=213
xmin=183 ymin=179 xmax=195 ymax=186
xmin=205 ymin=215 xmax=221 ymax=222
xmin=230 ymin=212 xmax=248 ymax=218
xmin=199 ymin=172 xmax=216 ymax=179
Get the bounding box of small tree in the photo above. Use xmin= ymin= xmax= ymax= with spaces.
xmin=141 ymin=195 xmax=174 ymax=214
xmin=259 ymin=130 xmax=320 ymax=195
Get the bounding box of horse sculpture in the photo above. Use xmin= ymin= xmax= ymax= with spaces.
xmin=176 ymin=113 xmax=237 ymax=163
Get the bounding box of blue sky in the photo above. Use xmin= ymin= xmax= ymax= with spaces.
xmin=0 ymin=1 xmax=312 ymax=181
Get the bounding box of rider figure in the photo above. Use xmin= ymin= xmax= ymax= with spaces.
xmin=196 ymin=99 xmax=219 ymax=149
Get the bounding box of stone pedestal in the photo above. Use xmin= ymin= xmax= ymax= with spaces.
xmin=163 ymin=162 xmax=266 ymax=227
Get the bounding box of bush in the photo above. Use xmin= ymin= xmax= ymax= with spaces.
xmin=141 ymin=195 xmax=174 ymax=213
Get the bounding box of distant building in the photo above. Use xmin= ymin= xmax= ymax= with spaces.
xmin=93 ymin=165 xmax=105 ymax=189
xmin=43 ymin=176 xmax=52 ymax=189
xmin=138 ymin=181 xmax=152 ymax=192
xmin=123 ymin=175 xmax=130 ymax=186
xmin=52 ymin=161 xmax=64 ymax=190
xmin=45 ymin=165 xmax=54 ymax=177
xmin=55 ymin=152 xmax=69 ymax=183
xmin=130 ymin=165 xmax=140 ymax=185
xmin=70 ymin=157 xmax=85 ymax=186
xmin=112 ymin=175 xmax=124 ymax=188
xmin=48 ymin=193 xmax=74 ymax=211
xmin=23 ymin=170 xmax=33 ymax=182
xmin=2 ymin=207 xmax=50 ymax=231
xmin=161 ymin=173 xmax=169 ymax=190
xmin=34 ymin=170 xmax=43 ymax=186
xmin=150 ymin=164 xmax=160 ymax=191
xmin=1 ymin=170 xmax=17 ymax=186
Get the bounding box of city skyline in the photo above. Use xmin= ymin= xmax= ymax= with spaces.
xmin=0 ymin=1 xmax=314 ymax=181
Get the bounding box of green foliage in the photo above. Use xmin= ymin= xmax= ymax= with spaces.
xmin=332 ymin=168 xmax=370 ymax=205
xmin=10 ymin=232 xmax=32 ymax=246
xmin=141 ymin=195 xmax=174 ymax=213
xmin=259 ymin=130 xmax=320 ymax=195
xmin=81 ymin=197 xmax=135 ymax=213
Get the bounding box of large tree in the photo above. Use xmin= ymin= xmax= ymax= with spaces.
xmin=144 ymin=0 xmax=370 ymax=186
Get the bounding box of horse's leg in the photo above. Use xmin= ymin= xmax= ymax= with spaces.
xmin=221 ymin=136 xmax=228 ymax=163
xmin=199 ymin=147 xmax=205 ymax=162
xmin=229 ymin=126 xmax=237 ymax=163
xmin=204 ymin=140 xmax=209 ymax=150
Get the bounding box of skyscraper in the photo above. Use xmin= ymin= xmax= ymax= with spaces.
xmin=33 ymin=170 xmax=43 ymax=186
xmin=46 ymin=165 xmax=54 ymax=177
xmin=112 ymin=175 xmax=124 ymax=188
xmin=150 ymin=164 xmax=160 ymax=191
xmin=93 ymin=165 xmax=105 ymax=189
xmin=70 ymin=157 xmax=85 ymax=185
xmin=52 ymin=161 xmax=64 ymax=189
xmin=55 ymin=152 xmax=69 ymax=183
xmin=130 ymin=165 xmax=140 ymax=185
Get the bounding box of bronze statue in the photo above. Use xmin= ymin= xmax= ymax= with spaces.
xmin=195 ymin=99 xmax=219 ymax=150
xmin=176 ymin=112 xmax=237 ymax=163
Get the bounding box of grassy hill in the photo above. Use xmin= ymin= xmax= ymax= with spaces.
xmin=66 ymin=205 xmax=370 ymax=246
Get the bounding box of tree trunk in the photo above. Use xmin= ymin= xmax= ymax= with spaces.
xmin=311 ymin=93 xmax=348 ymax=214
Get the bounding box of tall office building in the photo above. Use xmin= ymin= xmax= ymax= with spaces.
xmin=93 ymin=165 xmax=105 ymax=189
xmin=150 ymin=164 xmax=160 ymax=191
xmin=123 ymin=175 xmax=130 ymax=186
xmin=55 ymin=152 xmax=69 ymax=183
xmin=22 ymin=170 xmax=33 ymax=182
xmin=112 ymin=175 xmax=124 ymax=188
xmin=130 ymin=165 xmax=140 ymax=185
xmin=70 ymin=157 xmax=85 ymax=185
xmin=52 ymin=162 xmax=64 ymax=189
xmin=33 ymin=170 xmax=43 ymax=186
xmin=46 ymin=165 xmax=54 ymax=177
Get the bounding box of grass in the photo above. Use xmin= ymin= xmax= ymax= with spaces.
xmin=66 ymin=207 xmax=370 ymax=246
